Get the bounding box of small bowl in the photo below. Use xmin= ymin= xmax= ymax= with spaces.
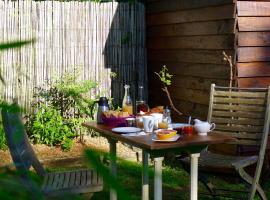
xmin=102 ymin=115 xmax=132 ymax=127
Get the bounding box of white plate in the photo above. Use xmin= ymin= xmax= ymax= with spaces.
xmin=111 ymin=127 xmax=141 ymax=134
xmin=170 ymin=123 xmax=189 ymax=129
xmin=152 ymin=134 xmax=181 ymax=142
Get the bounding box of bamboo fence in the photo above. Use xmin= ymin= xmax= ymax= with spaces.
xmin=0 ymin=0 xmax=147 ymax=109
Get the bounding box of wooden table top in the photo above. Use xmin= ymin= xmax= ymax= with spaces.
xmin=82 ymin=122 xmax=233 ymax=152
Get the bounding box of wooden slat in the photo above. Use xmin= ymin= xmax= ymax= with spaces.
xmin=212 ymin=117 xmax=265 ymax=126
xmin=238 ymin=17 xmax=270 ymax=31
xmin=146 ymin=0 xmax=159 ymax=3
xmin=147 ymin=19 xmax=236 ymax=37
xmin=149 ymin=91 xmax=209 ymax=119
xmin=148 ymin=62 xmax=230 ymax=79
xmin=48 ymin=173 xmax=55 ymax=188
xmin=212 ymin=110 xmax=265 ymax=119
xmin=238 ymin=32 xmax=270 ymax=47
xmin=92 ymin=170 xmax=98 ymax=185
xmin=214 ymin=90 xmax=267 ymax=98
xmin=237 ymin=1 xmax=270 ymax=16
xmin=43 ymin=174 xmax=49 ymax=186
xmin=237 ymin=77 xmax=270 ymax=88
xmin=173 ymin=99 xmax=209 ymax=120
xmin=69 ymin=171 xmax=76 ymax=187
xmin=216 ymin=124 xmax=263 ymax=132
xmin=86 ymin=169 xmax=93 ymax=185
xmin=228 ymin=139 xmax=260 ymax=146
xmin=56 ymin=173 xmax=65 ymax=189
xmin=146 ymin=4 xmax=236 ymax=26
xmin=238 ymin=47 xmax=270 ymax=62
xmin=146 ymin=0 xmax=236 ymax=14
xmin=213 ymin=97 xmax=266 ymax=105
xmin=147 ymin=35 xmax=235 ymax=50
xmin=213 ymin=131 xmax=260 ymax=146
xmin=237 ymin=62 xmax=270 ymax=78
xmin=150 ymin=87 xmax=210 ymax=105
xmin=213 ymin=104 xmax=265 ymax=112
xmin=63 ymin=172 xmax=70 ymax=189
xmin=148 ymin=49 xmax=234 ymax=64
xmin=75 ymin=171 xmax=81 ymax=187
xmin=148 ymin=74 xmax=228 ymax=91
xmin=213 ymin=131 xmax=262 ymax=139
xmin=80 ymin=170 xmax=86 ymax=186
xmin=52 ymin=173 xmax=60 ymax=189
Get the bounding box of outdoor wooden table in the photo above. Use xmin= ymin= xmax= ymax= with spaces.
xmin=82 ymin=122 xmax=233 ymax=200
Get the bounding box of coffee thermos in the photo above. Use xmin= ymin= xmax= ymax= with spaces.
xmin=90 ymin=97 xmax=109 ymax=123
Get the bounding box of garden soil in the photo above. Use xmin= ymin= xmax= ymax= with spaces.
xmin=0 ymin=136 xmax=142 ymax=168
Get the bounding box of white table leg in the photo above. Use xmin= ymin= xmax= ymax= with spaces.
xmin=109 ymin=139 xmax=117 ymax=200
xmin=154 ymin=157 xmax=164 ymax=200
xmin=190 ymin=153 xmax=200 ymax=200
xmin=142 ymin=150 xmax=149 ymax=200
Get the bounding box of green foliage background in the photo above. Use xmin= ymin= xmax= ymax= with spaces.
xmin=25 ymin=69 xmax=97 ymax=151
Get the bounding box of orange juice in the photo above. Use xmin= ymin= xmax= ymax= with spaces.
xmin=158 ymin=122 xmax=168 ymax=129
xmin=122 ymin=105 xmax=133 ymax=115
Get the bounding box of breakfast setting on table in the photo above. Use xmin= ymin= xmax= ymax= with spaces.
xmin=92 ymin=84 xmax=216 ymax=140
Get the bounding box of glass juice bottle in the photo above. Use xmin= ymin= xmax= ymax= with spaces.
xmin=122 ymin=85 xmax=133 ymax=115
xmin=136 ymin=85 xmax=148 ymax=114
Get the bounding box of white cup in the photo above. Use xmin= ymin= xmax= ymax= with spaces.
xmin=150 ymin=113 xmax=163 ymax=129
xmin=142 ymin=116 xmax=154 ymax=133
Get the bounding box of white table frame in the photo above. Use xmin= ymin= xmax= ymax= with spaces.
xmin=108 ymin=140 xmax=201 ymax=200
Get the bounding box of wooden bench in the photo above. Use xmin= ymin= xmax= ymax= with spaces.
xmin=2 ymin=106 xmax=103 ymax=198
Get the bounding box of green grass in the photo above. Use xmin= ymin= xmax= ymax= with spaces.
xmin=79 ymin=158 xmax=270 ymax=200
xmin=40 ymin=155 xmax=270 ymax=199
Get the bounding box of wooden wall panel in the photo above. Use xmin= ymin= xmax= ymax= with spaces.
xmin=148 ymin=62 xmax=230 ymax=79
xmin=237 ymin=1 xmax=270 ymax=16
xmin=238 ymin=32 xmax=270 ymax=46
xmin=238 ymin=47 xmax=270 ymax=62
xmin=238 ymin=62 xmax=270 ymax=77
xmin=238 ymin=17 xmax=270 ymax=31
xmin=146 ymin=0 xmax=236 ymax=14
xmin=146 ymin=0 xmax=235 ymax=119
xmin=147 ymin=19 xmax=236 ymax=37
xmin=148 ymin=49 xmax=234 ymax=64
xmin=237 ymin=1 xmax=270 ymax=88
xmin=238 ymin=77 xmax=270 ymax=88
xmin=147 ymin=4 xmax=236 ymax=26
xmin=147 ymin=35 xmax=235 ymax=50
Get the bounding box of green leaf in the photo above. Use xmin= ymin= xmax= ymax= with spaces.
xmin=0 ymin=39 xmax=35 ymax=51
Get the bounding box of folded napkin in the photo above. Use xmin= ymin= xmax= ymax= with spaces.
xmin=121 ymin=131 xmax=147 ymax=136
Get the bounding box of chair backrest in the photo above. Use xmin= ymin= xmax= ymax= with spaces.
xmin=208 ymin=84 xmax=270 ymax=147
xmin=2 ymin=107 xmax=46 ymax=177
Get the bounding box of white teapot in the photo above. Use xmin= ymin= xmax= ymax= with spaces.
xmin=194 ymin=119 xmax=215 ymax=136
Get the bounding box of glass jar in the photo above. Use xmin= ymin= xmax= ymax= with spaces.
xmin=122 ymin=84 xmax=133 ymax=115
xmin=136 ymin=85 xmax=148 ymax=114
xmin=163 ymin=107 xmax=172 ymax=124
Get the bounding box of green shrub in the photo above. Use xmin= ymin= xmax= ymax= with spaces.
xmin=0 ymin=124 xmax=7 ymax=150
xmin=26 ymin=104 xmax=75 ymax=151
xmin=26 ymin=69 xmax=98 ymax=151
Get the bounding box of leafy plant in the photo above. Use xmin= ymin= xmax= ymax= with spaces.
xmin=25 ymin=69 xmax=98 ymax=150
xmin=155 ymin=65 xmax=182 ymax=116
xmin=26 ymin=104 xmax=75 ymax=151
xmin=0 ymin=124 xmax=7 ymax=150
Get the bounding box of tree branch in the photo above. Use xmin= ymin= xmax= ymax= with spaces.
xmin=162 ymin=87 xmax=182 ymax=116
